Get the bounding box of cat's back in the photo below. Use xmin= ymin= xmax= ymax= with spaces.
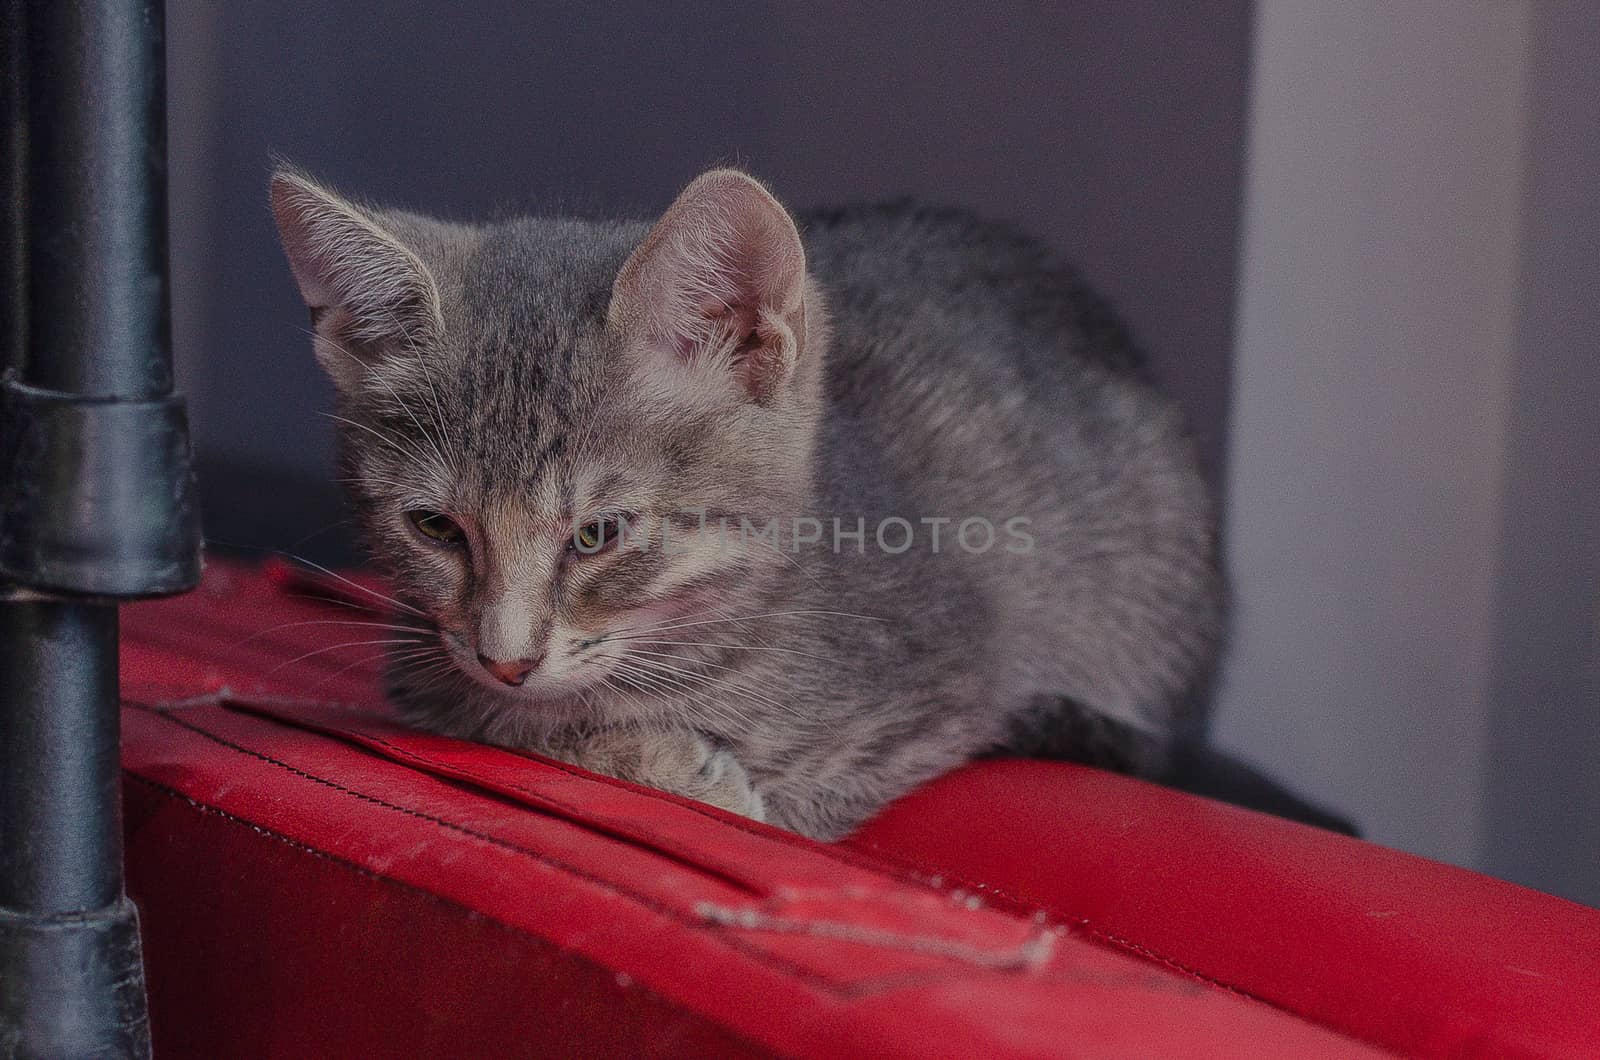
xmin=797 ymin=200 xmax=1147 ymax=382
xmin=794 ymin=200 xmax=1220 ymax=737
xmin=796 ymin=198 xmax=1179 ymax=524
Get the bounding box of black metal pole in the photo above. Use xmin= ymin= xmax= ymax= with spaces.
xmin=1 ymin=0 xmax=23 ymax=375
xmin=0 ymin=607 xmax=121 ymax=915
xmin=0 ymin=0 xmax=200 ymax=1054
xmin=0 ymin=607 xmax=145 ymax=1058
xmin=20 ymin=0 xmax=172 ymax=398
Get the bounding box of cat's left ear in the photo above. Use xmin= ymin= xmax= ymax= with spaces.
xmin=270 ymin=165 xmax=444 ymax=392
xmin=608 ymin=169 xmax=809 ymax=404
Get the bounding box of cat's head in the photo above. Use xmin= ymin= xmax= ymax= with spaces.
xmin=271 ymin=166 xmax=825 ymax=731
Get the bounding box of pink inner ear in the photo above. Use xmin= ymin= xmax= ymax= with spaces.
xmin=612 ymin=171 xmax=807 ymax=400
xmin=670 ymin=331 xmax=699 ymax=360
xmin=694 ymin=294 xmax=729 ymax=315
xmin=653 ymin=254 xmax=768 ymax=364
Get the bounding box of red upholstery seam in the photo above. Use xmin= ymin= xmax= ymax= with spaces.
xmin=847 ymin=838 xmax=1253 ymax=990
xmin=125 ymin=618 xmax=399 ymax=693
xmin=128 ymin=703 xmax=1024 ymax=1000
xmin=130 ymin=698 xmax=1392 ymax=1048
xmin=249 ymin=713 xmax=777 ymax=898
xmin=839 ymin=836 xmax=1402 ymax=1055
xmin=208 ymin=699 xmax=1181 ymax=995
xmin=197 ymin=696 xmax=1309 ymax=1010
xmin=157 ymin=695 xmax=1116 ymax=940
xmin=217 ymin=693 xmax=940 ymax=883
xmin=123 ymin=760 xmax=1239 ymax=1010
xmin=122 ymin=771 xmax=775 ymax=1057
xmin=129 ymin=704 xmax=849 ymax=993
xmin=349 ymin=725 xmax=1021 ymax=927
xmin=321 ymin=725 xmax=775 ymax=898
xmin=501 ymin=740 xmax=930 ymax=878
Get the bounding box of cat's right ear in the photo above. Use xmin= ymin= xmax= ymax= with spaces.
xmin=608 ymin=170 xmax=810 ymax=405
xmin=269 ymin=166 xmax=441 ymax=391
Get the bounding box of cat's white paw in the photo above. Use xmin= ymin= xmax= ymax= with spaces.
xmin=542 ymin=728 xmax=766 ymax=822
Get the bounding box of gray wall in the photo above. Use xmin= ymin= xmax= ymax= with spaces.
xmin=1218 ymin=0 xmax=1598 ymax=905
xmin=166 ymin=1 xmax=1251 ymax=490
xmin=1481 ymin=1 xmax=1600 ymax=905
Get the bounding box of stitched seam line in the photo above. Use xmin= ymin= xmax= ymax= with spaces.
xmin=129 ymin=697 xmax=1384 ymax=1046
xmin=194 ymin=700 xmax=1120 ymax=996
xmin=153 ymin=694 xmax=1075 ymax=962
xmin=125 ymin=621 xmax=379 ymax=688
xmin=502 ymin=742 xmax=909 ymax=875
xmin=219 ymin=693 xmax=923 ymax=880
xmin=848 ymin=840 xmax=1259 ymax=994
xmin=123 ymin=765 xmax=1261 ymax=1012
xmin=123 ymin=772 xmax=776 ymax=1058
xmin=153 ymin=695 xmax=1310 ymax=1005
xmin=130 ymin=703 xmax=846 ymax=992
xmin=290 ymin=719 xmax=774 ymax=897
xmin=127 ymin=702 xmax=979 ymax=999
xmin=844 ymin=838 xmax=1405 ymax=1056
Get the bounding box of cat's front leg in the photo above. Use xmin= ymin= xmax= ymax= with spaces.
xmin=540 ymin=728 xmax=767 ymax=823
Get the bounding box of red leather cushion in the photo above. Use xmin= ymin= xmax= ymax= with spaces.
xmin=118 ymin=559 xmax=1600 ymax=1057
xmin=847 ymin=765 xmax=1600 ymax=1059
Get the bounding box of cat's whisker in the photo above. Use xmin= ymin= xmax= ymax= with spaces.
xmin=745 ymin=535 xmax=834 ymax=595
xmin=703 ymin=602 xmax=779 ymax=650
xmin=608 ymin=658 xmax=691 ymax=705
xmin=319 ymin=411 xmax=429 ymax=464
xmin=387 ymin=643 xmax=451 ymax=663
xmin=396 ymin=670 xmax=462 ymax=702
xmin=396 ymin=662 xmax=461 ymax=691
xmin=284 ymin=591 xmax=390 ymax=616
xmin=257 ymin=636 xmax=431 ymax=681
xmin=621 ymin=647 xmax=796 ymax=708
xmin=599 ymin=602 xmax=737 ymax=641
xmin=391 ymin=650 xmax=465 ymax=690
xmin=621 ymin=650 xmax=806 ymax=724
xmin=624 ymin=666 xmax=812 ymax=739
xmin=605 ymin=675 xmax=702 ymax=734
xmin=602 ymin=670 xmax=653 ymax=704
xmin=610 ymin=659 xmax=746 ymax=731
xmin=271 ymin=551 xmax=430 ymax=618
xmin=233 ymin=617 xmax=436 ymax=649
xmin=606 ymin=608 xmax=885 ymax=639
xmin=610 ymin=637 xmax=837 ymax=666
xmin=597 ymin=674 xmax=658 ymax=720
xmin=605 ymin=665 xmax=691 ymax=723
xmin=310 ymin=641 xmax=448 ymax=692
xmin=303 ymin=325 xmax=457 ymax=478
xmin=398 ymin=654 xmax=461 ymax=682
xmin=387 ymin=640 xmax=455 ymax=663
xmin=286 ymin=517 xmax=358 ymax=552
xmin=337 ymin=474 xmax=430 ymax=495
xmin=392 ymin=322 xmax=460 ymax=480
xmin=396 ymin=656 xmax=456 ymax=676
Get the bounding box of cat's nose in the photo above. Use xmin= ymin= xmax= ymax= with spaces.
xmin=477 ymin=652 xmax=542 ymax=686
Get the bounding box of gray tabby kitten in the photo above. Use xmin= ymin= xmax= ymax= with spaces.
xmin=271 ymin=166 xmax=1223 ymax=840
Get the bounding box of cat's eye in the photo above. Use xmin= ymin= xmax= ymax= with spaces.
xmin=407 ymin=509 xmax=465 ymax=547
xmin=571 ymin=516 xmax=623 ymax=555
